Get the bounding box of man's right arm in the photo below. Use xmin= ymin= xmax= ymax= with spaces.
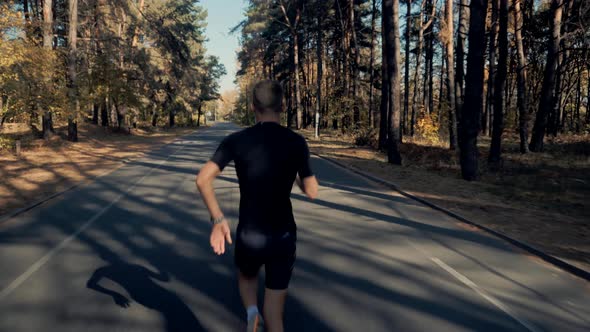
xmin=297 ymin=174 xmax=318 ymax=200
xmin=297 ymin=138 xmax=318 ymax=199
xmin=196 ymin=135 xmax=235 ymax=255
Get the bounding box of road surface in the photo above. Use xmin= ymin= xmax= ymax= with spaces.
xmin=0 ymin=122 xmax=589 ymax=331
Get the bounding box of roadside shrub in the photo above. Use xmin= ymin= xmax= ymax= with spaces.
xmin=415 ymin=111 xmax=440 ymax=145
xmin=0 ymin=136 xmax=13 ymax=150
xmin=353 ymin=127 xmax=378 ymax=148
xmin=0 ymin=134 xmax=33 ymax=151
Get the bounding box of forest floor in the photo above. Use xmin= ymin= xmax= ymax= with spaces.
xmin=0 ymin=123 xmax=196 ymax=217
xmin=302 ymin=129 xmax=590 ymax=272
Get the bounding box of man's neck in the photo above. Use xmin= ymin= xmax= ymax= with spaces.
xmin=255 ymin=113 xmax=281 ymax=124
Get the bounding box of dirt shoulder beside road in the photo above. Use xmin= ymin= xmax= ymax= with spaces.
xmin=0 ymin=124 xmax=196 ymax=217
xmin=302 ymin=129 xmax=590 ymax=273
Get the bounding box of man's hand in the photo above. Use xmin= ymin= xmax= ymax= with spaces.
xmin=210 ymin=220 xmax=232 ymax=255
xmin=113 ymin=294 xmax=131 ymax=308
xmin=197 ymin=161 xmax=232 ymax=255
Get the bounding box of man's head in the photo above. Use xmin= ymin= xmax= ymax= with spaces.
xmin=252 ymin=80 xmax=283 ymax=114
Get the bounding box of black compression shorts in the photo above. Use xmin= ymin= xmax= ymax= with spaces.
xmin=235 ymin=227 xmax=296 ymax=290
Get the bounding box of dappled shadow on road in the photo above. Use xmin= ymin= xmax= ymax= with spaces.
xmin=304 ymin=129 xmax=590 ymax=271
xmin=0 ymin=123 xmax=585 ymax=331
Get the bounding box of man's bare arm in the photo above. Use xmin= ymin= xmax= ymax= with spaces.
xmin=196 ymin=161 xmax=232 ymax=255
xmin=296 ymin=175 xmax=319 ymax=200
xmin=196 ymin=161 xmax=224 ymax=220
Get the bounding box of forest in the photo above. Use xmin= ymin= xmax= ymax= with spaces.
xmin=0 ymin=0 xmax=589 ymax=182
xmin=0 ymin=0 xmax=225 ymax=143
xmin=232 ymin=0 xmax=590 ymax=181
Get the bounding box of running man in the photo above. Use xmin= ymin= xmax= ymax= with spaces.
xmin=196 ymin=80 xmax=318 ymax=332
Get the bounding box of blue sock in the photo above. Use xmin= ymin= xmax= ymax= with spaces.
xmin=246 ymin=305 xmax=259 ymax=321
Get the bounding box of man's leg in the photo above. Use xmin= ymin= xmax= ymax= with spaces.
xmin=238 ymin=271 xmax=258 ymax=309
xmin=263 ymin=231 xmax=295 ymax=332
xmin=263 ymin=288 xmax=287 ymax=332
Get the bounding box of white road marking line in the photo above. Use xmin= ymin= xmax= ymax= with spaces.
xmin=430 ymin=257 xmax=541 ymax=332
xmin=0 ymin=142 xmax=190 ymax=301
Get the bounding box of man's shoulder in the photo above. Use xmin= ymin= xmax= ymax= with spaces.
xmin=280 ymin=126 xmax=306 ymax=143
xmin=225 ymin=127 xmax=249 ymax=141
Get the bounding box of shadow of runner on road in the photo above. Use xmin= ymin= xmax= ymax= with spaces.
xmin=87 ymin=251 xmax=206 ymax=332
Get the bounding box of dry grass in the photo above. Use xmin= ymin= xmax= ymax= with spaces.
xmin=302 ymin=129 xmax=590 ymax=272
xmin=0 ymin=123 xmax=195 ymax=217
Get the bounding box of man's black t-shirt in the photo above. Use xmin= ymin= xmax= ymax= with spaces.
xmin=210 ymin=122 xmax=313 ymax=235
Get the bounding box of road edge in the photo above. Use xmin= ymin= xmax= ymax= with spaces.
xmin=313 ymin=153 xmax=590 ymax=282
xmin=0 ymin=128 xmax=202 ymax=225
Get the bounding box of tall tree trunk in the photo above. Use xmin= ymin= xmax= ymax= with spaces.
xmin=0 ymin=97 xmax=6 ymax=128
xmin=506 ymin=55 xmax=514 ymax=119
xmin=92 ymin=104 xmax=99 ymax=125
xmin=23 ymin=0 xmax=30 ymax=21
xmin=485 ymin=0 xmax=499 ymax=136
xmin=293 ymin=31 xmax=302 ymax=129
xmin=575 ymin=58 xmax=585 ymax=132
xmin=445 ymin=0 xmax=458 ymax=150
xmin=489 ymin=0 xmax=508 ymax=165
xmin=23 ymin=0 xmax=32 ymax=37
xmin=279 ymin=1 xmax=302 ymax=129
xmin=197 ymin=101 xmax=202 ymax=127
xmin=169 ymin=107 xmax=175 ymax=127
xmin=302 ymin=42 xmax=310 ymax=127
xmin=368 ymin=0 xmax=377 ymax=128
xmin=410 ymin=1 xmax=435 ymax=136
xmin=438 ymin=52 xmax=445 ymax=115
xmin=379 ymin=12 xmax=389 ymax=150
xmin=42 ymin=0 xmax=54 ymax=139
xmin=427 ymin=43 xmax=434 ymax=115
xmin=151 ymin=103 xmax=158 ymax=127
xmin=404 ymin=0 xmax=412 ymax=135
xmin=67 ymin=0 xmax=79 ymax=142
xmin=548 ymin=56 xmax=562 ymax=135
xmin=287 ymin=77 xmax=293 ymax=128
xmin=424 ymin=0 xmax=435 ymax=114
xmin=315 ymin=8 xmax=323 ymax=138
xmin=336 ymin=0 xmax=350 ymax=130
xmin=455 ymin=0 xmax=468 ymax=123
xmin=164 ymin=83 xmax=174 ymax=128
xmin=131 ymin=0 xmax=145 ymax=48
xmin=43 ymin=0 xmax=53 ymax=48
xmin=586 ymin=63 xmax=590 ymax=125
xmin=90 ymin=0 xmax=104 ymax=128
xmin=514 ymin=0 xmax=529 ymax=153
xmin=383 ymin=0 xmax=402 ymax=165
xmin=350 ymin=0 xmax=360 ymax=126
xmin=529 ymin=0 xmax=563 ymax=152
xmin=411 ymin=12 xmax=423 ymax=137
xmin=114 ymin=102 xmax=123 ymax=130
xmin=551 ymin=0 xmax=573 ymax=135
xmin=460 ymin=0 xmax=489 ymax=181
xmin=101 ymin=97 xmax=109 ymax=127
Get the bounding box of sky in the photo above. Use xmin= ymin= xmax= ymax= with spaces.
xmin=200 ymin=0 xmax=247 ymax=94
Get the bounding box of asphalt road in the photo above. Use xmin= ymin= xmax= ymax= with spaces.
xmin=0 ymin=122 xmax=588 ymax=332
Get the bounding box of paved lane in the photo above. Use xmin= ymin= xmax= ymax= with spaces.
xmin=0 ymin=122 xmax=588 ymax=331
